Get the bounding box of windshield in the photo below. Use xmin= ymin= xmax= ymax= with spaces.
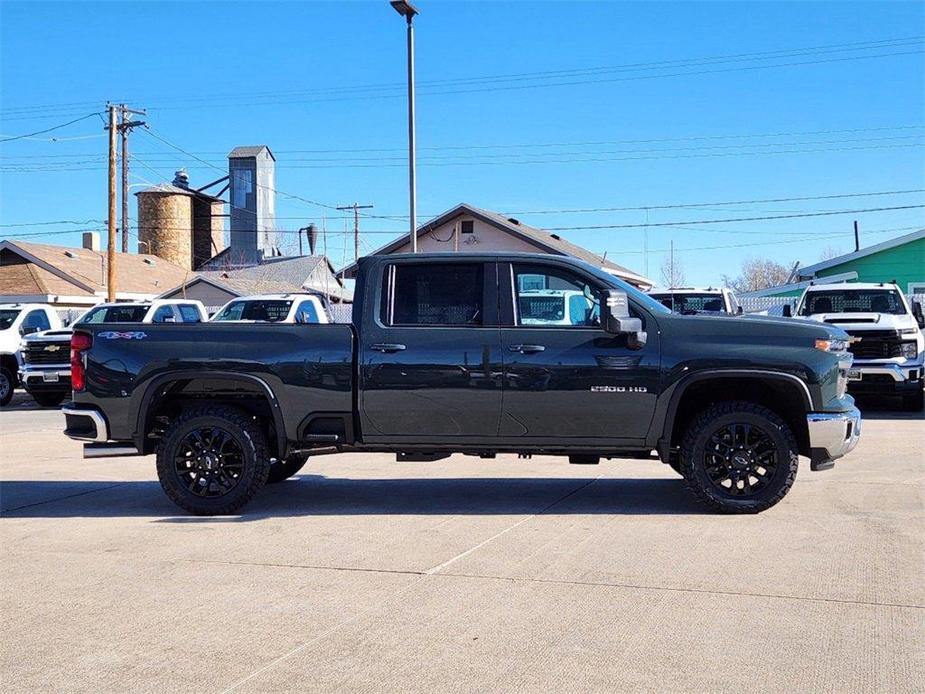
xmin=799 ymin=289 xmax=906 ymax=316
xmin=213 ymin=300 xmax=293 ymax=322
xmin=0 ymin=309 xmax=22 ymax=331
xmin=650 ymin=293 xmax=727 ymax=314
xmin=80 ymin=305 xmax=150 ymax=323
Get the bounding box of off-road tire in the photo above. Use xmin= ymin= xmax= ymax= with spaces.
xmin=30 ymin=390 xmax=68 ymax=408
xmin=0 ymin=367 xmax=14 ymax=407
xmin=267 ymin=453 xmax=309 ymax=483
xmin=902 ymin=389 xmax=924 ymax=413
xmin=156 ymin=405 xmax=270 ymax=515
xmin=680 ymin=401 xmax=799 ymax=514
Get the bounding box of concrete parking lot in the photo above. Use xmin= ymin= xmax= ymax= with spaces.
xmin=1 ymin=392 xmax=923 ymax=693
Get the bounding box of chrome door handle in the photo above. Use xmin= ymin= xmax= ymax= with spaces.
xmin=370 ymin=343 xmax=406 ymax=353
xmin=509 ymin=344 xmax=545 ymax=354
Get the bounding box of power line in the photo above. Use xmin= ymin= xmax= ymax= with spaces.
xmin=2 ymin=37 xmax=921 ymax=119
xmin=0 ymin=113 xmax=102 ymax=143
xmin=543 ymin=205 xmax=925 ymax=230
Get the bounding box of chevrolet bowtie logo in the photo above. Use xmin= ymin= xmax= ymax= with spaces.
xmin=44 ymin=345 xmax=62 ymax=352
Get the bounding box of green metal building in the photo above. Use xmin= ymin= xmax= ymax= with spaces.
xmin=740 ymin=229 xmax=925 ymax=311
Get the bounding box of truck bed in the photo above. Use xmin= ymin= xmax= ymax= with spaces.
xmin=75 ymin=322 xmax=355 ymax=445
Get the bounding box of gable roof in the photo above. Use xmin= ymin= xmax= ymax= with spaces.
xmin=160 ymin=255 xmax=352 ymax=302
xmin=337 ymin=203 xmax=653 ymax=287
xmin=228 ymin=145 xmax=275 ymax=161
xmin=0 ymin=239 xmax=193 ymax=297
xmin=796 ymin=228 xmax=925 ymax=278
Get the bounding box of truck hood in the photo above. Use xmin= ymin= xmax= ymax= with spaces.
xmin=22 ymin=328 xmax=74 ymax=344
xmin=660 ymin=311 xmax=847 ymax=344
xmin=806 ymin=312 xmax=919 ymax=332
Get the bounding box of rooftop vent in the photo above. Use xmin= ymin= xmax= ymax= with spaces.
xmin=172 ymin=169 xmax=190 ymax=189
xmin=64 ymin=250 xmax=76 ymax=258
xmin=550 ymin=233 xmax=561 ymax=240
xmin=507 ymin=217 xmax=520 ymax=225
xmin=143 ymin=257 xmax=156 ymax=266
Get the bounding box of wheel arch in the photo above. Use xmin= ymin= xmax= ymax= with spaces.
xmin=657 ymin=370 xmax=814 ymax=459
xmin=134 ymin=371 xmax=287 ymax=456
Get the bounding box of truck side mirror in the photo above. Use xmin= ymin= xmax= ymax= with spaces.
xmin=19 ymin=325 xmax=38 ymax=336
xmin=913 ymin=302 xmax=925 ymax=329
xmin=782 ymin=304 xmax=792 ymax=317
xmin=602 ymin=289 xmax=647 ymax=349
xmin=737 ymin=306 xmax=743 ymax=315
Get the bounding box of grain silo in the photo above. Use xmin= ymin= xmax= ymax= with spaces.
xmin=136 ymin=170 xmax=225 ymax=270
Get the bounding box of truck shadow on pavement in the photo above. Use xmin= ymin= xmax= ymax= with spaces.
xmin=0 ymin=476 xmax=707 ymax=519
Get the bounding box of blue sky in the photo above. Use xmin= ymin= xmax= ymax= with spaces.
xmin=2 ymin=0 xmax=923 ymax=286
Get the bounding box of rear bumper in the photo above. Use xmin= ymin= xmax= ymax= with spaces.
xmin=806 ymin=407 xmax=861 ymax=471
xmin=62 ymin=403 xmax=109 ymax=442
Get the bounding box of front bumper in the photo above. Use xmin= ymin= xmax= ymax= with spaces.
xmin=19 ymin=365 xmax=71 ymax=391
xmin=806 ymin=406 xmax=861 ymax=471
xmin=847 ymin=361 xmax=923 ymax=395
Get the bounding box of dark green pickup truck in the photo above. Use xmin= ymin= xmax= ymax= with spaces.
xmin=63 ymin=252 xmax=860 ymax=515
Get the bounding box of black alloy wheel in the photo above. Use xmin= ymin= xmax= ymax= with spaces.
xmin=703 ymin=422 xmax=780 ymax=497
xmin=174 ymin=426 xmax=246 ymax=498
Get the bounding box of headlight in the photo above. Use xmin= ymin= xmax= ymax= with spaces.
xmin=901 ymin=342 xmax=918 ymax=359
xmin=815 ymin=338 xmax=849 ymax=352
xmin=899 ymin=327 xmax=920 ymax=336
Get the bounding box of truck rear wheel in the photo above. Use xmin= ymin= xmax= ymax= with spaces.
xmin=156 ymin=406 xmax=270 ymax=515
xmin=267 ymin=453 xmax=308 ymax=483
xmin=680 ymin=401 xmax=798 ymax=514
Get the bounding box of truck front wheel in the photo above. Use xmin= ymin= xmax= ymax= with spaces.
xmin=680 ymin=401 xmax=799 ymax=514
xmin=0 ymin=367 xmax=14 ymax=407
xmin=156 ymin=406 xmax=270 ymax=515
xmin=30 ymin=391 xmax=68 ymax=408
xmin=902 ymin=389 xmax=924 ymax=412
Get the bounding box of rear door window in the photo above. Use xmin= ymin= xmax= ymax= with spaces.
xmin=384 ymin=263 xmax=484 ymax=326
xmin=151 ymin=306 xmax=175 ymax=323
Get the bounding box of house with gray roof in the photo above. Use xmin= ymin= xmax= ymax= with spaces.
xmin=158 ymin=254 xmax=351 ymax=314
xmin=336 ymin=203 xmax=653 ymax=288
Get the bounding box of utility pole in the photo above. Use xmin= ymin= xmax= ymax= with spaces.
xmin=107 ymin=104 xmax=117 ymax=302
xmin=116 ymin=105 xmax=147 ymax=254
xmin=853 ymin=220 xmax=860 ymax=252
xmin=337 ymin=202 xmax=374 ymax=262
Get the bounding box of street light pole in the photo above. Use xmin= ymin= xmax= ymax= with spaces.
xmin=391 ymin=1 xmax=419 ymax=252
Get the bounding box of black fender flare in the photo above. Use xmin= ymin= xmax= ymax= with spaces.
xmin=651 ymin=368 xmax=815 ymax=452
xmin=133 ymin=370 xmax=288 ymax=455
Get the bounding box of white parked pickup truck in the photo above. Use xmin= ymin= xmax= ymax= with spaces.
xmin=0 ymin=303 xmax=64 ymax=406
xmin=210 ymin=294 xmax=331 ymax=324
xmin=647 ymin=287 xmax=742 ymax=315
xmin=791 ymin=282 xmax=925 ymax=411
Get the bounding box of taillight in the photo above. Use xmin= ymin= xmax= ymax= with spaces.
xmin=71 ymin=332 xmax=92 ymax=392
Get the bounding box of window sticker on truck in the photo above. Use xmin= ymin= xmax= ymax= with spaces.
xmin=97 ymin=331 xmax=147 ymax=340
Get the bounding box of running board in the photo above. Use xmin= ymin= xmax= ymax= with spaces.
xmin=83 ymin=443 xmax=140 ymax=459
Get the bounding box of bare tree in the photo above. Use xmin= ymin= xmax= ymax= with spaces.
xmin=722 ymin=257 xmax=795 ymax=293
xmin=819 ymin=246 xmax=843 ymax=261
xmin=660 ymin=251 xmax=685 ymax=288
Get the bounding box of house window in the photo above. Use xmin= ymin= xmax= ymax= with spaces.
xmin=385 ymin=263 xmax=483 ymax=326
xmin=460 ymin=220 xmax=474 ymax=234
